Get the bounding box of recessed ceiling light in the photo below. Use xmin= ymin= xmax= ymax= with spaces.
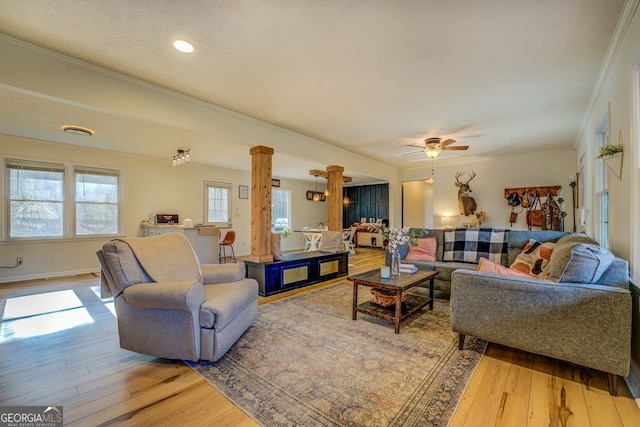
xmin=173 ymin=40 xmax=194 ymax=53
xmin=63 ymin=126 xmax=93 ymax=136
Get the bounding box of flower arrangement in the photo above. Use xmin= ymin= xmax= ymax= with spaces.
xmin=368 ymin=225 xmax=427 ymax=252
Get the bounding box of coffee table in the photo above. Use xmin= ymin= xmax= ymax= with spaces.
xmin=348 ymin=268 xmax=438 ymax=333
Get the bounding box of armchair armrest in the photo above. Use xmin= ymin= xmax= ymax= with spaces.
xmin=201 ymin=263 xmax=246 ymax=284
xmin=122 ymin=281 xmax=206 ymax=311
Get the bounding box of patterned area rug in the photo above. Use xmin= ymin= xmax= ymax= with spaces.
xmin=186 ymin=281 xmax=486 ymax=426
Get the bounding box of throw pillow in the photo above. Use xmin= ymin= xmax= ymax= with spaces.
xmin=405 ymin=237 xmax=437 ymax=261
xmin=549 ymin=242 xmax=615 ymax=283
xmin=318 ymin=230 xmax=342 ymax=253
xmin=478 ymin=257 xmax=531 ymax=277
xmin=271 ymin=232 xmax=287 ymax=261
xmin=443 ymin=228 xmax=509 ymax=264
xmin=510 ymin=239 xmax=555 ymax=278
xmin=549 ymin=234 xmax=613 ymax=283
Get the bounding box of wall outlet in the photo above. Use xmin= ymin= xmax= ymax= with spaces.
xmin=17 ymin=256 xmax=24 ymax=265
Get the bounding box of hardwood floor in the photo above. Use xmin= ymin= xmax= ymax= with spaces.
xmin=1 ymin=248 xmax=638 ymax=426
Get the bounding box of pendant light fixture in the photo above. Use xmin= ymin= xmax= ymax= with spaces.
xmin=313 ymin=175 xmax=321 ymax=201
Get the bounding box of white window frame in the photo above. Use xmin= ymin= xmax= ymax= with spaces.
xmin=203 ymin=180 xmax=232 ymax=228
xmin=5 ymin=159 xmax=65 ymax=239
xmin=595 ymin=123 xmax=609 ymax=250
xmin=73 ymin=166 xmax=121 ymax=237
xmin=271 ymin=188 xmax=291 ymax=233
xmin=4 ymin=158 xmax=122 ymax=240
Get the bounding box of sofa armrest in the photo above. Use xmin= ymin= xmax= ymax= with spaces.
xmin=201 ymin=263 xmax=246 ymax=284
xmin=122 ymin=281 xmax=206 ymax=311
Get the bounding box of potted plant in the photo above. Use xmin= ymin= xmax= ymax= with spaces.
xmin=597 ymin=143 xmax=623 ymax=159
xmin=597 ymin=139 xmax=623 ymax=180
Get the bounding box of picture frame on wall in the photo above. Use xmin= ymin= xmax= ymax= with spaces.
xmin=239 ymin=185 xmax=249 ymax=199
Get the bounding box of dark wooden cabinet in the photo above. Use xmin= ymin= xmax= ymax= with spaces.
xmin=245 ymin=251 xmax=349 ymax=297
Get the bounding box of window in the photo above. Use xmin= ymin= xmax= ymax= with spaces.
xmin=204 ymin=180 xmax=232 ymax=227
xmin=75 ymin=166 xmax=120 ymax=235
xmin=271 ymin=188 xmax=291 ymax=232
xmin=6 ymin=159 xmax=64 ymax=238
xmin=5 ymin=159 xmax=121 ymax=239
xmin=595 ymin=125 xmax=609 ymax=250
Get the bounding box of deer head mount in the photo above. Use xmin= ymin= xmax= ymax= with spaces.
xmin=455 ymin=171 xmax=477 ymax=216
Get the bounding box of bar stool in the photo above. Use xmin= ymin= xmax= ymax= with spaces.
xmin=219 ymin=230 xmax=236 ymax=263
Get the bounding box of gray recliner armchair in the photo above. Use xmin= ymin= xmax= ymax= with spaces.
xmin=97 ymin=233 xmax=258 ymax=362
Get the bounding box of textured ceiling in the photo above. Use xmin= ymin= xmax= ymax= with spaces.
xmin=0 ymin=0 xmax=626 ymax=181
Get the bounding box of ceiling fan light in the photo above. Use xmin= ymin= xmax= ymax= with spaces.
xmin=425 ymin=148 xmax=440 ymax=159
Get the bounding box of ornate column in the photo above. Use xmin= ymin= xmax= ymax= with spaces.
xmin=249 ymin=145 xmax=274 ymax=262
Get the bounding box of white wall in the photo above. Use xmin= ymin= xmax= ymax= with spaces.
xmin=402 ymin=180 xmax=433 ymax=228
xmin=400 ymin=149 xmax=577 ymax=231
xmin=574 ymin=2 xmax=639 ymax=268
xmin=0 ymin=134 xmax=327 ymax=282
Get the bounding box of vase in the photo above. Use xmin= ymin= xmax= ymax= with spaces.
xmin=391 ymin=249 xmax=401 ymax=276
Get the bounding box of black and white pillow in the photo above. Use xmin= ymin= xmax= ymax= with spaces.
xmin=443 ymin=228 xmax=509 ymax=265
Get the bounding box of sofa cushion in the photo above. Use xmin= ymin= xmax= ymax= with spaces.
xmin=405 ymin=237 xmax=437 ymax=261
xmin=271 ymin=232 xmax=287 ymax=261
xmin=510 ymin=239 xmax=555 ymax=278
xmin=478 ymin=257 xmax=531 ymax=277
xmin=443 ymin=228 xmax=509 ymax=264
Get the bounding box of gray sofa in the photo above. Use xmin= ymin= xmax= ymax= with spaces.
xmin=448 ymin=232 xmax=631 ymax=396
xmin=387 ymin=228 xmax=569 ymax=293
xmin=97 ymin=233 xmax=259 ymax=362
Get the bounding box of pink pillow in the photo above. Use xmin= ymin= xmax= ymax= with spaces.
xmin=405 ymin=237 xmax=437 ymax=261
xmin=477 ymin=257 xmax=531 ymax=277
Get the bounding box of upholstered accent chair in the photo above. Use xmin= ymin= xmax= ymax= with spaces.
xmin=97 ymin=233 xmax=258 ymax=362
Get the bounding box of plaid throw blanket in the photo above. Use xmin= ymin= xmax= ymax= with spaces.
xmin=443 ymin=228 xmax=510 ymax=264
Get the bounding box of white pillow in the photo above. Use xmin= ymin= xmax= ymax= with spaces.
xmin=318 ymin=230 xmax=342 ymax=253
xmin=271 ymin=233 xmax=287 ymax=261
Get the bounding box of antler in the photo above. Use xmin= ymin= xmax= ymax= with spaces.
xmin=454 ymin=171 xmax=465 ymax=184
xmin=467 ymin=171 xmax=477 ymax=182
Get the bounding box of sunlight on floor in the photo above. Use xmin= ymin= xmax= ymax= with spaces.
xmin=0 ymin=307 xmax=94 ymax=342
xmin=3 ymin=290 xmax=82 ymax=320
xmin=0 ymin=288 xmax=115 ymax=343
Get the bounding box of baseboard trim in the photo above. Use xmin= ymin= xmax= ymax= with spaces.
xmin=0 ymin=268 xmax=99 ymax=284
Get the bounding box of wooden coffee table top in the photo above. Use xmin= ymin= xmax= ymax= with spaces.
xmin=347 ymin=268 xmax=438 ymax=291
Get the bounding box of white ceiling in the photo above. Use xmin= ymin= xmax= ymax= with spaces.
xmin=0 ymin=0 xmax=626 ymax=183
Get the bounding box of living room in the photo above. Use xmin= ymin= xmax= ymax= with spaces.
xmin=1 ymin=1 xmax=640 ymax=425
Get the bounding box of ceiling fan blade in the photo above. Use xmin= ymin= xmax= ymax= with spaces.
xmin=405 ymin=144 xmax=425 ymax=149
xmin=439 ymin=139 xmax=456 ymax=148
xmin=443 ymin=145 xmax=469 ymax=150
xmin=400 ymin=150 xmax=423 ymax=156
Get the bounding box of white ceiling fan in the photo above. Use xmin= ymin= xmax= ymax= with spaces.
xmin=403 ymin=137 xmax=469 ymax=159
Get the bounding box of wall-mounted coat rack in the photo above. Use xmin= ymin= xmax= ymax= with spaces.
xmin=503 ymin=186 xmax=562 ymax=199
